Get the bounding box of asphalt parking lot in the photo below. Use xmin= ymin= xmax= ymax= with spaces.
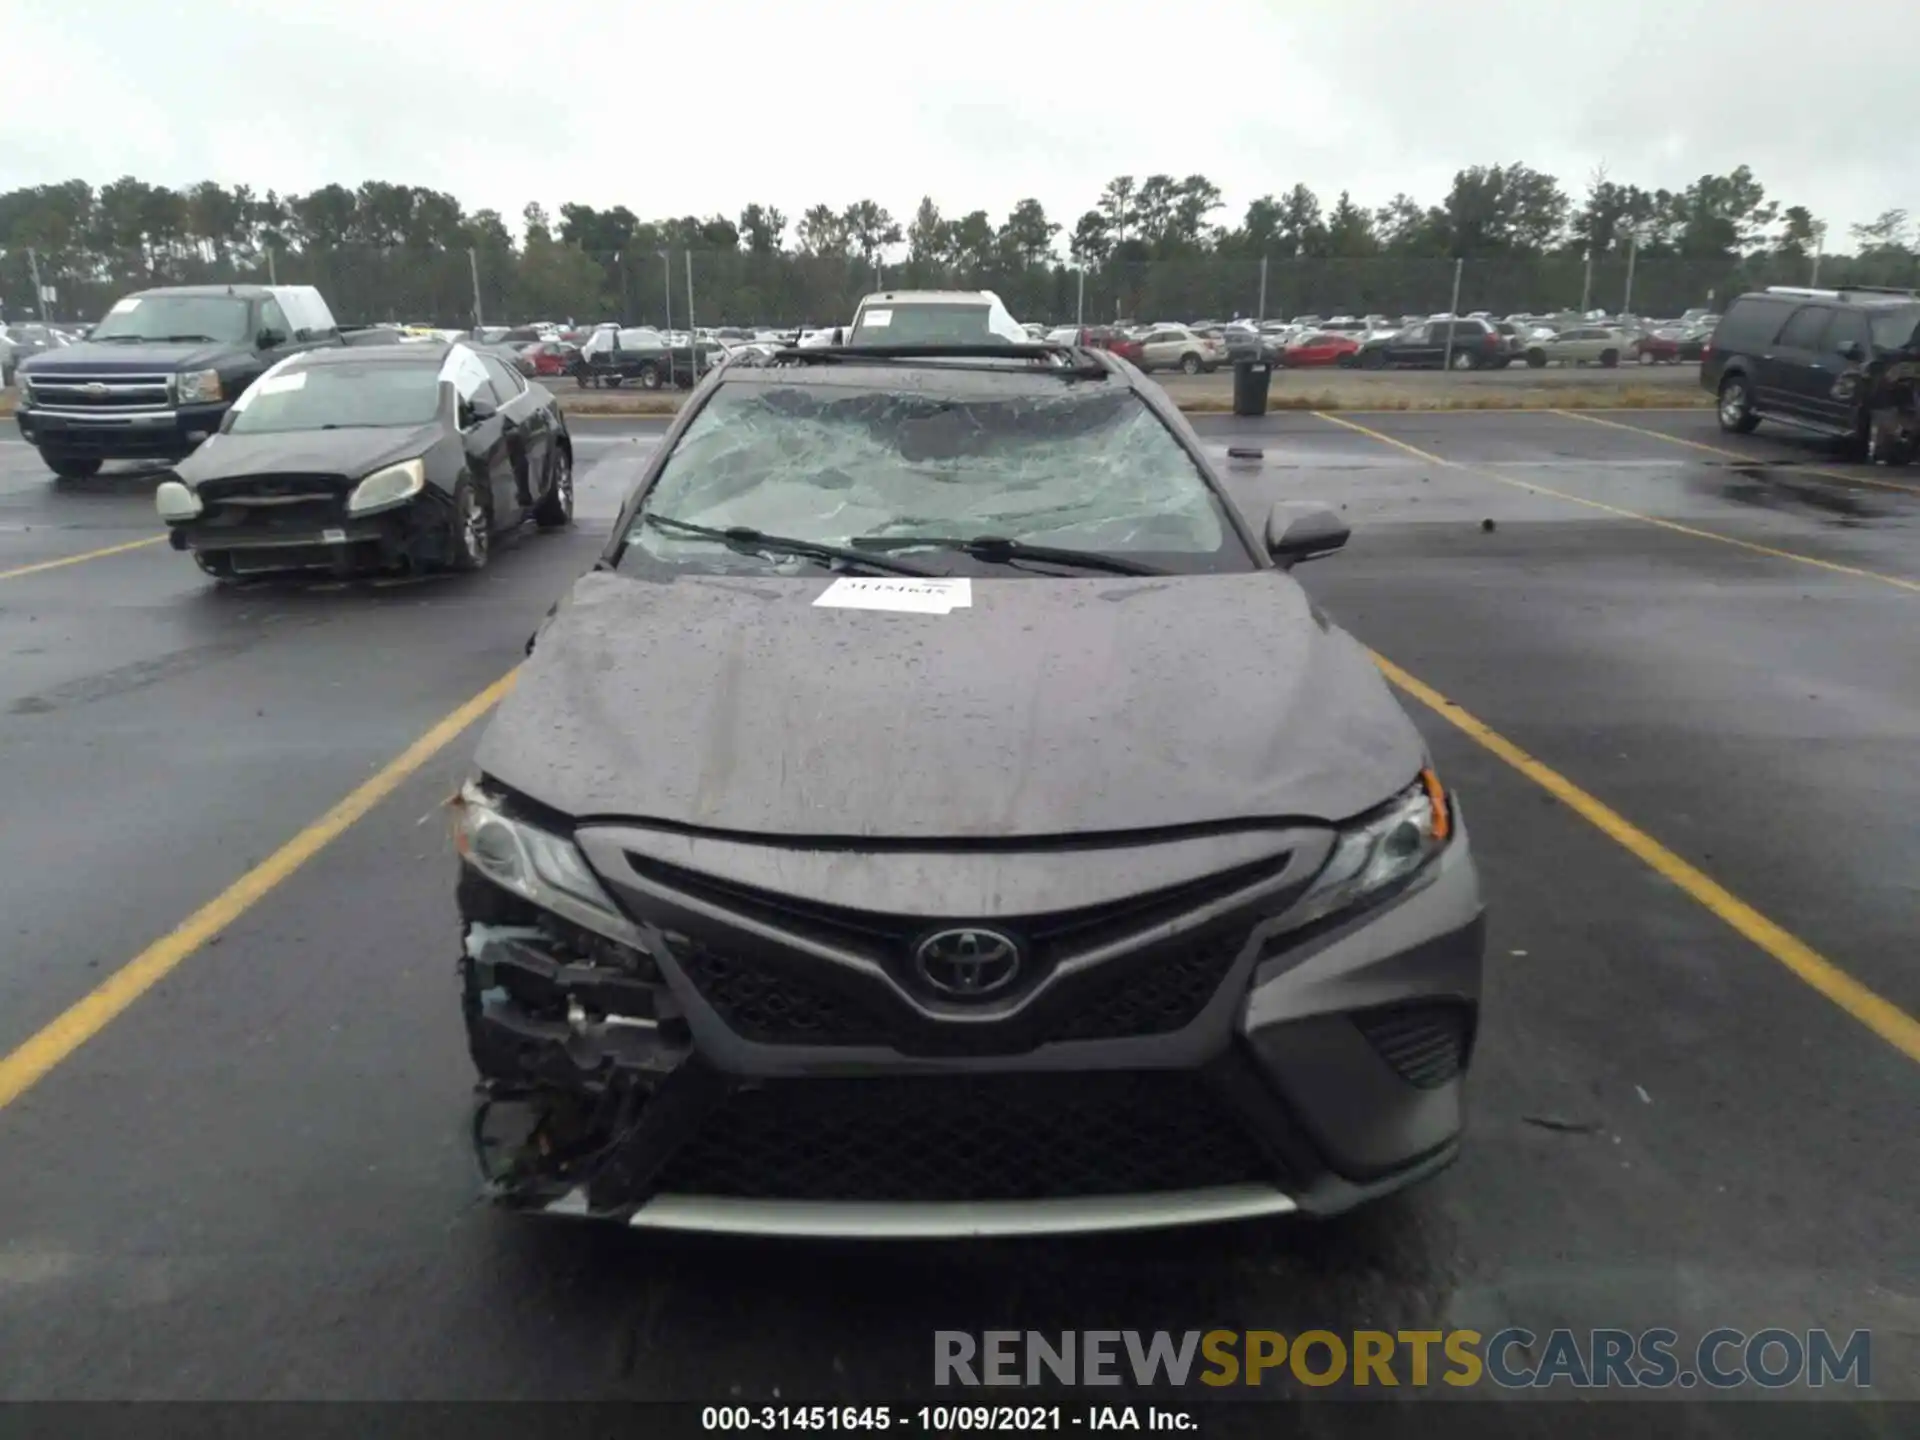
xmin=0 ymin=405 xmax=1914 ymax=1405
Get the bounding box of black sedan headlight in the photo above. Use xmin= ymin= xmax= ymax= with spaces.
xmin=346 ymin=459 xmax=426 ymax=516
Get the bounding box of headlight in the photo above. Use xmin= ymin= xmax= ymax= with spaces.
xmin=450 ymin=780 xmax=643 ymax=946
xmin=154 ymin=479 xmax=203 ymax=521
xmin=176 ymin=369 xmax=223 ymax=404
xmin=346 ymin=458 xmax=426 ymax=515
xmin=1288 ymin=767 xmax=1452 ymax=929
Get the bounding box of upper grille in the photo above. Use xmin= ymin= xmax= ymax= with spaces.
xmin=1352 ymin=1002 xmax=1473 ymax=1088
xmin=650 ymin=1070 xmax=1278 ymax=1202
xmin=672 ymin=931 xmax=1247 ymax=1052
xmin=197 ymin=475 xmax=350 ymax=531
xmin=676 ymin=941 xmax=893 ymax=1046
xmin=24 ymin=371 xmax=173 ymax=414
xmin=1050 ymin=938 xmax=1245 ymax=1042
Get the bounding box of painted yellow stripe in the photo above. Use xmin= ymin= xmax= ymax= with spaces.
xmin=0 ymin=668 xmax=519 ymax=1112
xmin=1554 ymin=408 xmax=1920 ymax=497
xmin=1315 ymin=411 xmax=1920 ymax=594
xmin=1370 ymin=649 xmax=1920 ymax=1065
xmin=0 ymin=534 xmax=166 ymax=581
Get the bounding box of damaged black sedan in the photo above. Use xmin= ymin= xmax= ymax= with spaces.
xmin=155 ymin=341 xmax=573 ymax=581
xmin=453 ymin=342 xmax=1486 ymax=1238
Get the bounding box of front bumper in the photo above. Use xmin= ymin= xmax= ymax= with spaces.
xmin=169 ymin=489 xmax=454 ymax=573
xmin=460 ymin=810 xmax=1485 ymax=1235
xmin=17 ymin=401 xmax=230 ymax=460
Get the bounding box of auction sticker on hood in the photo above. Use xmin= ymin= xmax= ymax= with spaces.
xmin=814 ymin=576 xmax=971 ymax=613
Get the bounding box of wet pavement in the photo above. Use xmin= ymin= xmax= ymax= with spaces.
xmin=0 ymin=407 xmax=1914 ymax=1405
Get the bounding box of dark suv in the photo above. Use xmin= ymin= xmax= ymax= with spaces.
xmin=1702 ymin=286 xmax=1920 ymax=462
xmin=1356 ymin=319 xmax=1507 ymax=371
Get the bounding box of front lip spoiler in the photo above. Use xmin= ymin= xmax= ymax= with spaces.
xmin=540 ymin=1184 xmax=1298 ymax=1238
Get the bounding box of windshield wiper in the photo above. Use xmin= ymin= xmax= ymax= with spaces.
xmin=850 ymin=534 xmax=1163 ymax=575
xmin=158 ymin=333 xmax=219 ymax=343
xmin=88 ymin=334 xmax=146 ymax=343
xmin=641 ymin=513 xmax=942 ymax=576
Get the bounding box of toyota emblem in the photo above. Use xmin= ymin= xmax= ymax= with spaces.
xmin=83 ymin=382 xmax=109 ymax=396
xmin=912 ymin=928 xmax=1022 ymax=998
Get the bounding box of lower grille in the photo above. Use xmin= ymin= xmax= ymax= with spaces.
xmin=651 ymin=1070 xmax=1277 ymax=1201
xmin=1352 ymin=1002 xmax=1472 ymax=1088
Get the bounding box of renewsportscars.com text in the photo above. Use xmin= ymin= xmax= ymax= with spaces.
xmin=934 ymin=1328 xmax=1872 ymax=1390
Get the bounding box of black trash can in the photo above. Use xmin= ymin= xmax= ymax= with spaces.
xmin=1232 ymin=357 xmax=1272 ymax=417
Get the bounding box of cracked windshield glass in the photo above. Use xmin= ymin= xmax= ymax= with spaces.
xmin=627 ymin=382 xmax=1231 ymax=569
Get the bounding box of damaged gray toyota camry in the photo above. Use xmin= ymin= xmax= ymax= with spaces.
xmin=451 ymin=340 xmax=1486 ymax=1238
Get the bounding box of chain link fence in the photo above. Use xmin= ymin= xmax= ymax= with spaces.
xmin=6 ymin=243 xmax=1920 ymax=332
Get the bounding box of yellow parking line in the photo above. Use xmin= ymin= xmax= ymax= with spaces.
xmin=0 ymin=534 xmax=166 ymax=581
xmin=1371 ymin=649 xmax=1920 ymax=1065
xmin=1554 ymin=409 xmax=1920 ymax=497
xmin=1314 ymin=412 xmax=1920 ymax=595
xmin=0 ymin=668 xmax=519 ymax=1112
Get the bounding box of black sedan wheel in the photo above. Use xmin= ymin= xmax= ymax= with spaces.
xmin=1449 ymin=350 xmax=1478 ymax=371
xmin=449 ymin=479 xmax=491 ymax=571
xmin=1179 ymin=353 xmax=1202 ymax=375
xmin=534 ymin=445 xmax=575 ymax=529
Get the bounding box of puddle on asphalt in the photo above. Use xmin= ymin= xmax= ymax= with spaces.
xmin=1707 ymin=466 xmax=1898 ymax=527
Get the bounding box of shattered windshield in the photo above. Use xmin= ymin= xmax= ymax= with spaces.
xmin=621 ymin=379 xmax=1247 ymax=575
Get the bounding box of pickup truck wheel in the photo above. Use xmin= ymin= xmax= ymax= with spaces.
xmin=448 ymin=479 xmax=492 ymax=572
xmin=1717 ymin=374 xmax=1760 ymax=434
xmin=637 ymin=363 xmax=662 ymax=390
xmin=43 ymin=452 xmax=103 ymax=480
xmin=193 ymin=552 xmax=243 ymax=586
xmin=533 ymin=444 xmax=575 ymax=529
xmin=1865 ymin=416 xmax=1917 ymax=466
xmin=1600 ymin=349 xmax=1620 ymax=368
xmin=603 ymin=375 xmax=624 ymax=389
xmin=575 ymin=371 xmax=591 ymax=388
xmin=1179 ymin=353 xmax=1202 ymax=375
xmin=1525 ymin=349 xmax=1547 ymax=368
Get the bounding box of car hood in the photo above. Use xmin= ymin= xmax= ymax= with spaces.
xmin=20 ymin=338 xmax=242 ymax=374
xmin=477 ymin=569 xmax=1427 ymax=839
xmin=174 ymin=424 xmax=442 ymax=485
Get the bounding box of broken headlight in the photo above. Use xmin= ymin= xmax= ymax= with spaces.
xmin=1287 ymin=766 xmax=1453 ymax=929
xmin=451 ymin=779 xmax=644 ymax=947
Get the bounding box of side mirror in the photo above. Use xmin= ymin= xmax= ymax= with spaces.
xmin=256 ymin=327 xmax=287 ymax=350
xmin=1837 ymin=339 xmax=1866 ymax=363
xmin=1264 ymin=503 xmax=1350 ymax=568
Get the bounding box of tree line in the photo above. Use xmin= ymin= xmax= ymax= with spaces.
xmin=2 ymin=168 xmax=1915 ymax=329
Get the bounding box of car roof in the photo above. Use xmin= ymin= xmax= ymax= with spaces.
xmin=855 ymin=290 xmax=998 ymax=306
xmin=291 ymin=342 xmax=452 ymax=366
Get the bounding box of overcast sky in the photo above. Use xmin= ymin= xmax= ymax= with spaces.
xmin=6 ymin=0 xmax=1910 ymax=243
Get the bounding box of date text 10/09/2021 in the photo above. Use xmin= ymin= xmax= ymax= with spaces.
xmin=702 ymin=1406 xmax=1194 ymax=1432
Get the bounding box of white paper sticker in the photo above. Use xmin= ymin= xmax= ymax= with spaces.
xmin=110 ymin=297 xmax=142 ymax=313
xmin=813 ymin=576 xmax=971 ymax=613
xmin=257 ymin=371 xmax=307 ymax=395
xmin=861 ymin=308 xmax=892 ymax=328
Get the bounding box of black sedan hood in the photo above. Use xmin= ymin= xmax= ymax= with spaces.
xmin=175 ymin=424 xmax=442 ymax=484
xmin=21 ymin=339 xmax=239 ymax=374
xmin=477 ymin=569 xmax=1426 ymax=839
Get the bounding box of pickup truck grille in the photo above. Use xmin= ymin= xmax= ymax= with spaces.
xmin=24 ymin=371 xmax=174 ymax=416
